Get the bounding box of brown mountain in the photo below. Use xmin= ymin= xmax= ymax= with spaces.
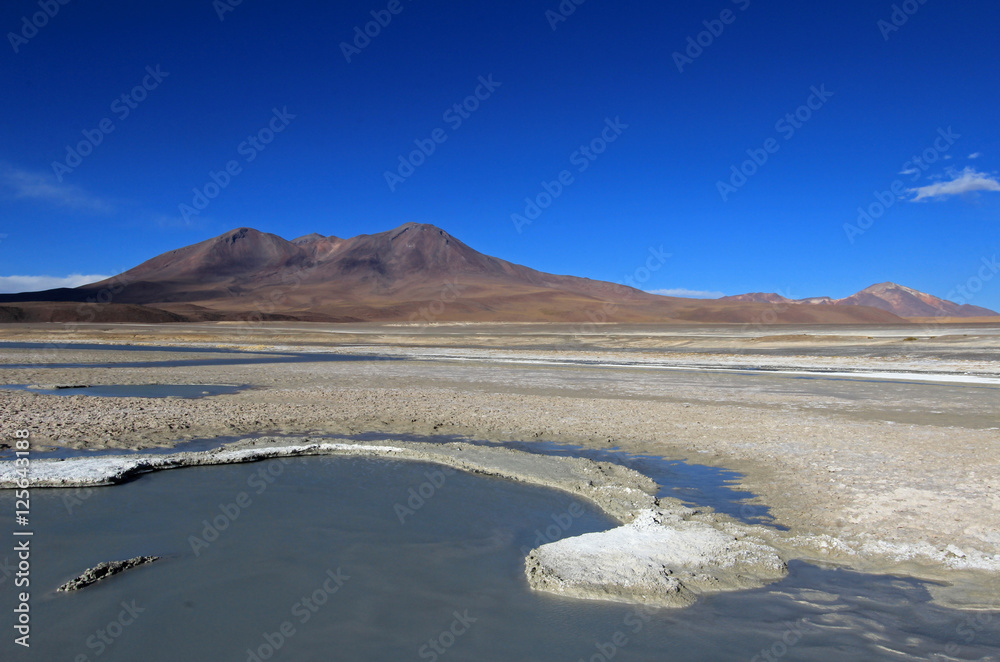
xmin=0 ymin=223 xmax=910 ymax=324
xmin=720 ymin=282 xmax=997 ymax=318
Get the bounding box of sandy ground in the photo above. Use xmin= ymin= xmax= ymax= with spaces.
xmin=1 ymin=322 xmax=998 ymax=606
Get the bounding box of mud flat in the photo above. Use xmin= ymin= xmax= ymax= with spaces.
xmin=1 ymin=322 xmax=998 ymax=608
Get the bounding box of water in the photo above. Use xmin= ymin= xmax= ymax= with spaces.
xmin=314 ymin=432 xmax=780 ymax=526
xmin=0 ymin=383 xmax=250 ymax=398
xmin=0 ymin=341 xmax=395 ymax=369
xmin=0 ymin=342 xmax=253 ymax=353
xmin=1 ymin=457 xmax=996 ymax=661
xmin=492 ymin=440 xmax=779 ymax=526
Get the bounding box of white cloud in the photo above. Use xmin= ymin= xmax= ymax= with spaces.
xmin=908 ymin=167 xmax=1000 ymax=201
xmin=899 ymin=167 xmax=919 ymax=176
xmin=969 ymin=152 xmax=982 ymax=159
xmin=0 ymin=274 xmax=111 ymax=293
xmin=0 ymin=162 xmax=115 ymax=213
xmin=647 ymin=288 xmax=725 ymax=299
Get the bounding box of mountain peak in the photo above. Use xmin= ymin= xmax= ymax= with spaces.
xmin=719 ymin=282 xmax=997 ymax=318
xmin=390 ymin=222 xmax=451 ymax=239
xmin=838 ymin=283 xmax=996 ymax=317
xmin=861 ymin=282 xmax=920 ymax=295
xmin=291 ymin=233 xmax=325 ymax=244
xmin=117 ymin=227 xmax=302 ymax=284
xmin=223 ymin=227 xmax=257 ymax=243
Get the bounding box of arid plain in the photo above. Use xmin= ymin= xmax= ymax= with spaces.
xmin=2 ymin=321 xmax=999 ymax=607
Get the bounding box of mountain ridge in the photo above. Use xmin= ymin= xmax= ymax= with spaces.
xmin=719 ymin=282 xmax=997 ymax=318
xmin=0 ymin=222 xmax=976 ymax=324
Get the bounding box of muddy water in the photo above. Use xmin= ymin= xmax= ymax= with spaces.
xmin=0 ymin=384 xmax=250 ymax=398
xmin=1 ymin=457 xmax=998 ymax=661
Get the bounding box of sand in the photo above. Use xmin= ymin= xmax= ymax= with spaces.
xmin=0 ymin=322 xmax=998 ymax=607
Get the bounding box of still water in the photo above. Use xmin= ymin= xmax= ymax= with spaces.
xmin=0 ymin=457 xmax=997 ymax=661
xmin=0 ymin=383 xmax=249 ymax=398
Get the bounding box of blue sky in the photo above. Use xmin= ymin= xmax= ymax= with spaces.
xmin=1 ymin=0 xmax=998 ymax=309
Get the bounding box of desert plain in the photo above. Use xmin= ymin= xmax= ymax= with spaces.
xmin=1 ymin=321 xmax=998 ymax=608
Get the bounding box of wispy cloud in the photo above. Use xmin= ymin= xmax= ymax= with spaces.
xmin=899 ymin=167 xmax=919 ymax=176
xmin=147 ymin=211 xmax=206 ymax=228
xmin=0 ymin=162 xmax=115 ymax=213
xmin=647 ymin=288 xmax=725 ymax=299
xmin=969 ymin=152 xmax=982 ymax=159
xmin=908 ymin=167 xmax=1000 ymax=201
xmin=0 ymin=274 xmax=111 ymax=293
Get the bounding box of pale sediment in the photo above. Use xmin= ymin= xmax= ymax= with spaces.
xmin=525 ymin=509 xmax=787 ymax=606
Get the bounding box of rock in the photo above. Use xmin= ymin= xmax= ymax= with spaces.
xmin=58 ymin=556 xmax=160 ymax=592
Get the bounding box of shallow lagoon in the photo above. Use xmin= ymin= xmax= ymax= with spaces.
xmin=1 ymin=456 xmax=998 ymax=660
xmin=0 ymin=383 xmax=250 ymax=399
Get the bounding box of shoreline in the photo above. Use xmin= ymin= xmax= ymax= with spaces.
xmin=0 ymin=437 xmax=789 ymax=608
xmin=1 ymin=323 xmax=998 ymax=610
xmin=3 ymin=435 xmax=996 ymax=610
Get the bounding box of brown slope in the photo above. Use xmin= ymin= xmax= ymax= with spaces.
xmin=291 ymin=233 xmax=346 ymax=261
xmin=122 ymin=227 xmax=306 ymax=281
xmin=169 ymin=223 xmax=667 ymax=320
xmin=721 ymin=282 xmax=997 ymax=318
xmin=65 ymin=227 xmax=313 ymax=306
xmin=839 ymin=282 xmax=998 ymax=318
xmin=301 ymin=223 xmax=646 ymax=300
xmin=0 ymin=302 xmax=188 ymax=324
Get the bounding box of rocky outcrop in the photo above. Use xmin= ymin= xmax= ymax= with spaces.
xmin=58 ymin=556 xmax=160 ymax=592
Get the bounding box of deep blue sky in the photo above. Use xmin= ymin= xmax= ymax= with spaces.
xmin=2 ymin=0 xmax=998 ymax=308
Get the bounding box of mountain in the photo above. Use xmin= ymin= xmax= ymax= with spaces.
xmin=0 ymin=223 xmax=911 ymax=324
xmin=720 ymin=282 xmax=997 ymax=318
xmin=837 ymin=282 xmax=997 ymax=318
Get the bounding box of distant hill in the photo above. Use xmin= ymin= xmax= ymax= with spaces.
xmin=0 ymin=223 xmax=910 ymax=324
xmin=720 ymin=282 xmax=997 ymax=318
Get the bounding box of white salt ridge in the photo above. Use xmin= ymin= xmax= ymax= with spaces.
xmin=320 ymin=345 xmax=1000 ymax=385
xmin=0 ymin=443 xmax=403 ymax=487
xmin=789 ymin=532 xmax=1000 ymax=574
xmin=525 ymin=509 xmax=787 ymax=607
xmin=438 ymin=357 xmax=1000 ymax=385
